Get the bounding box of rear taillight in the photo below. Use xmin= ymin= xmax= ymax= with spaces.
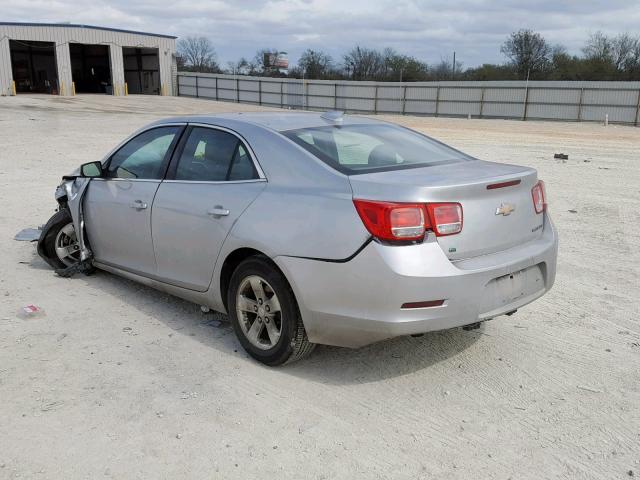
xmin=353 ymin=199 xmax=462 ymax=242
xmin=390 ymin=206 xmax=425 ymax=239
xmin=531 ymin=180 xmax=546 ymax=214
xmin=426 ymin=203 xmax=463 ymax=236
xmin=353 ymin=200 xmax=426 ymax=241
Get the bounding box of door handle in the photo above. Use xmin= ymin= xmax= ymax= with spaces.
xmin=130 ymin=200 xmax=148 ymax=210
xmin=207 ymin=206 xmax=230 ymax=217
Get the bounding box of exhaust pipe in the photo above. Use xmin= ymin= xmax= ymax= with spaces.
xmin=462 ymin=322 xmax=481 ymax=331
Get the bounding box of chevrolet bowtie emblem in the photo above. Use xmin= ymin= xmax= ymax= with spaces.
xmin=495 ymin=203 xmax=516 ymax=216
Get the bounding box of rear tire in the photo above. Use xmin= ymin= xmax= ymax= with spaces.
xmin=227 ymin=256 xmax=315 ymax=366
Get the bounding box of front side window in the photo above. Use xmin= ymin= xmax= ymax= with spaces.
xmin=175 ymin=127 xmax=258 ymax=182
xmin=107 ymin=126 xmax=180 ymax=179
xmin=284 ymin=124 xmax=471 ymax=174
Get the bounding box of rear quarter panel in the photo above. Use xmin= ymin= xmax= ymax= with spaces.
xmin=219 ymin=126 xmax=370 ymax=260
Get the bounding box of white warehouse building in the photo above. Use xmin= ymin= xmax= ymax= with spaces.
xmin=0 ymin=22 xmax=177 ymax=96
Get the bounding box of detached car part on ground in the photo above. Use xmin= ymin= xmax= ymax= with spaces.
xmin=38 ymin=111 xmax=558 ymax=366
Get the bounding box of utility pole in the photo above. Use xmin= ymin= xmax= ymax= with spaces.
xmin=522 ymin=68 xmax=530 ymax=121
xmin=452 ymin=51 xmax=456 ymax=80
xmin=301 ymin=67 xmax=306 ymax=109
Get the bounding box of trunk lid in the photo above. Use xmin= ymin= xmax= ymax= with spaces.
xmin=349 ymin=160 xmax=544 ymax=260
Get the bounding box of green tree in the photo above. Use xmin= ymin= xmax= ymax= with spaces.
xmin=177 ymin=36 xmax=220 ymax=73
xmin=298 ymin=49 xmax=333 ymax=79
xmin=380 ymin=48 xmax=430 ymax=81
xmin=463 ymin=63 xmax=517 ymax=81
xmin=583 ymin=32 xmax=640 ymax=79
xmin=500 ymin=29 xmax=551 ymax=79
xmin=343 ymin=46 xmax=384 ymax=80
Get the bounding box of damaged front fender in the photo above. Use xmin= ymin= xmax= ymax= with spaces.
xmin=37 ymin=176 xmax=93 ymax=267
xmin=62 ymin=177 xmax=92 ymax=262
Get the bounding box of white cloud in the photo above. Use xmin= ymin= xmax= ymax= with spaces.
xmin=2 ymin=0 xmax=638 ymax=67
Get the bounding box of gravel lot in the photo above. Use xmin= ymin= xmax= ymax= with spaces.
xmin=0 ymin=95 xmax=638 ymax=479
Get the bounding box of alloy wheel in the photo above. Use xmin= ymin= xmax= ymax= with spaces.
xmin=54 ymin=222 xmax=81 ymax=267
xmin=235 ymin=275 xmax=282 ymax=350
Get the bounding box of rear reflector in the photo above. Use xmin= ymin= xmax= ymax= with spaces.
xmin=531 ymin=180 xmax=546 ymax=214
xmin=487 ymin=179 xmax=521 ymax=190
xmin=401 ymin=300 xmax=445 ymax=309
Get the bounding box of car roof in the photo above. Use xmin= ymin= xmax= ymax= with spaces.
xmin=155 ymin=111 xmax=385 ymax=132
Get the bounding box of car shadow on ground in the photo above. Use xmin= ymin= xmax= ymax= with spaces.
xmin=27 ymin=251 xmax=483 ymax=385
xmin=284 ymin=328 xmax=482 ymax=385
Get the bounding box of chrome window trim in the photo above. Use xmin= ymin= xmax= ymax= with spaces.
xmin=91 ymin=178 xmax=162 ymax=183
xmin=183 ymin=122 xmax=267 ymax=181
xmin=96 ymin=122 xmax=267 ymax=183
xmin=162 ymin=179 xmax=267 ymax=185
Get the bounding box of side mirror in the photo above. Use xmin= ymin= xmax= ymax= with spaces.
xmin=80 ymin=161 xmax=103 ymax=178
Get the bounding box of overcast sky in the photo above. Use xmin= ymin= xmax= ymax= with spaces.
xmin=3 ymin=0 xmax=639 ymax=68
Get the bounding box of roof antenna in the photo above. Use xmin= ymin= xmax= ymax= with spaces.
xmin=320 ymin=110 xmax=344 ymax=124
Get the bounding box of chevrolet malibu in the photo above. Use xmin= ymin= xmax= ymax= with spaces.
xmin=38 ymin=112 xmax=558 ymax=366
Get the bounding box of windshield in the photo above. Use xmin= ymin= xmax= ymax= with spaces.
xmin=283 ymin=124 xmax=471 ymax=174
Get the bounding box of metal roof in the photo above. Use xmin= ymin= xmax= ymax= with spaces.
xmin=154 ymin=112 xmax=383 ymax=132
xmin=0 ymin=21 xmax=177 ymax=39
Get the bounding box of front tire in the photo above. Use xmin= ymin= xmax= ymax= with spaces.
xmin=41 ymin=209 xmax=82 ymax=269
xmin=228 ymin=256 xmax=315 ymax=366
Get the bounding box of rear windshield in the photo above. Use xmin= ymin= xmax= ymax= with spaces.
xmin=283 ymin=124 xmax=471 ymax=174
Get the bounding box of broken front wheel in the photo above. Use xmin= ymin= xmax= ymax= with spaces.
xmin=40 ymin=209 xmax=93 ymax=277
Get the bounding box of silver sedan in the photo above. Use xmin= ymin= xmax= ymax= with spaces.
xmin=38 ymin=111 xmax=558 ymax=365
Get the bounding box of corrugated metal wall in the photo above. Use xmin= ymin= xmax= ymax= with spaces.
xmin=177 ymin=72 xmax=640 ymax=125
xmin=0 ymin=23 xmax=176 ymax=96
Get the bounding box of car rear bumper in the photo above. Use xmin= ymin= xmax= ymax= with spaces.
xmin=274 ymin=214 xmax=558 ymax=348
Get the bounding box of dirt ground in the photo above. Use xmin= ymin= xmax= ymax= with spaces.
xmin=0 ymin=95 xmax=638 ymax=479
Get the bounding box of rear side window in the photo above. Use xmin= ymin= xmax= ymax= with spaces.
xmin=175 ymin=127 xmax=258 ymax=181
xmin=284 ymin=124 xmax=470 ymax=174
xmin=228 ymin=144 xmax=256 ymax=181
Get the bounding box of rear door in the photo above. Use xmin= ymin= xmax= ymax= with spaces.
xmin=151 ymin=125 xmax=266 ymax=291
xmin=84 ymin=125 xmax=183 ymax=275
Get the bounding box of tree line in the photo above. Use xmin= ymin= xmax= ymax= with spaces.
xmin=177 ymin=30 xmax=640 ymax=82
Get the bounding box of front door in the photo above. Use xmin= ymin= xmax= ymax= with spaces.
xmin=84 ymin=125 xmax=183 ymax=276
xmin=152 ymin=126 xmax=266 ymax=291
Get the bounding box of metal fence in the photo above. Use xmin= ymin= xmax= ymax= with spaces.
xmin=177 ymin=72 xmax=640 ymax=125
